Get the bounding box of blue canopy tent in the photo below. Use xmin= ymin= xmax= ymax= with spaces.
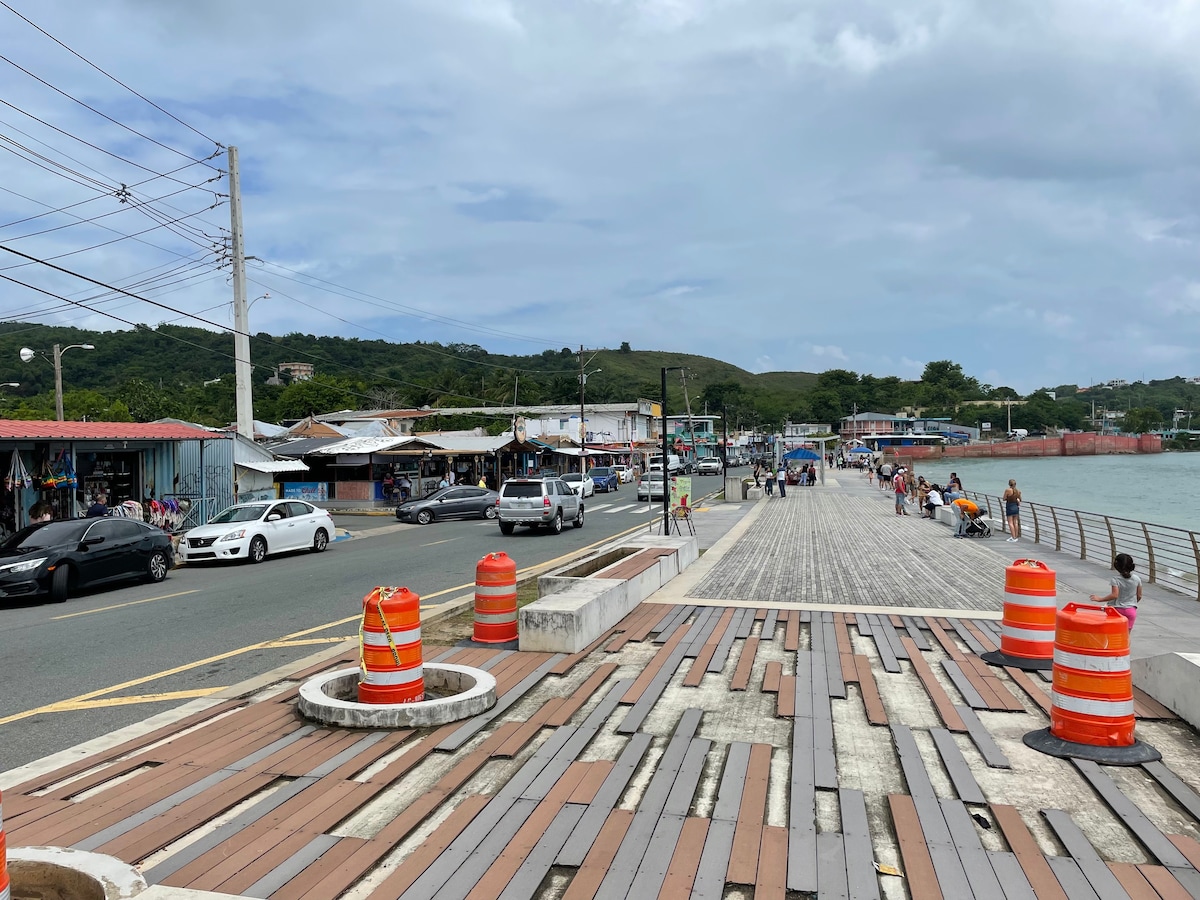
xmin=782 ymin=447 xmax=821 ymax=462
xmin=848 ymin=446 xmax=873 ymax=455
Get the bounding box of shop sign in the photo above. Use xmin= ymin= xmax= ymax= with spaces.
xmin=670 ymin=476 xmax=692 ymax=511
xmin=283 ymin=482 xmax=328 ymax=502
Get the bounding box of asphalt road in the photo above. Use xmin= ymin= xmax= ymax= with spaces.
xmin=0 ymin=483 xmax=721 ymax=773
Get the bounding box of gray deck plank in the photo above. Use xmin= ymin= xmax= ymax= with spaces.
xmin=1143 ymin=760 xmax=1200 ymax=822
xmin=817 ymin=832 xmax=850 ymax=900
xmin=1042 ymin=808 xmax=1131 ymax=900
xmin=706 ymin=609 xmax=744 ymax=672
xmin=955 ymin=704 xmax=1011 ymax=769
xmin=683 ymin=607 xmax=721 ymax=657
xmin=691 ymin=817 xmax=737 ymax=900
xmin=823 ymin=619 xmax=848 ymax=699
xmin=760 ymin=608 xmax=780 ymax=640
xmin=839 ymin=788 xmax=882 ymax=900
xmin=615 ymin=641 xmax=692 ymax=734
xmin=930 ymin=728 xmax=986 ymax=805
xmin=424 ymin=797 xmax=539 ymax=900
xmin=734 ymin=606 xmax=755 ymax=639
xmin=787 ymin=716 xmax=817 ymax=893
xmin=479 ymin=649 xmax=514 ymax=670
xmin=810 ymin=649 xmax=839 ymax=789
xmin=902 ymin=615 xmax=932 ymax=651
xmin=987 ymin=850 xmax=1038 ymax=900
xmin=878 ymin=614 xmax=911 ymax=660
xmin=855 ymin=612 xmax=873 ymax=636
xmin=1044 ymin=856 xmax=1101 ymax=900
xmin=496 ymin=804 xmax=586 ymax=900
xmin=652 ymin=605 xmax=694 ymax=643
xmin=625 ymin=813 xmax=687 ymax=899
xmin=794 ymin=649 xmax=814 ymax=720
xmin=950 ymin=618 xmax=989 ymax=655
xmin=243 ymin=833 xmax=341 ymax=900
xmin=940 ymin=659 xmax=989 ymax=709
xmin=663 ymin=738 xmax=712 ymax=817
xmin=435 ymin=654 xmax=565 ymax=751
xmin=712 ymin=742 xmax=752 ymax=823
xmin=866 ymin=615 xmax=901 ymax=673
xmin=940 ymin=798 xmax=1008 ymax=900
xmin=1071 ymin=759 xmax=1192 ymax=869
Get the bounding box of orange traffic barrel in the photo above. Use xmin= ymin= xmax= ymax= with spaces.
xmin=473 ymin=552 xmax=518 ymax=644
xmin=982 ymin=559 xmax=1056 ymax=671
xmin=1023 ymin=602 xmax=1160 ymax=765
xmin=358 ymin=587 xmax=424 ymax=704
xmin=1 ymin=787 xmax=8 ymax=900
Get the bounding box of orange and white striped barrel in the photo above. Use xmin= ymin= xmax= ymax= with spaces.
xmin=999 ymin=559 xmax=1057 ymax=663
xmin=358 ymin=587 xmax=424 ymax=704
xmin=473 ymin=552 xmax=518 ymax=644
xmin=1 ymin=787 xmax=8 ymax=900
xmin=1050 ymin=603 xmax=1134 ymax=747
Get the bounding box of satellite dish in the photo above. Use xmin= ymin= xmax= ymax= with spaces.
xmin=19 ymin=347 xmax=34 ymax=363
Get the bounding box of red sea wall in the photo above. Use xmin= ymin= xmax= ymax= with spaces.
xmin=933 ymin=433 xmax=1160 ymax=459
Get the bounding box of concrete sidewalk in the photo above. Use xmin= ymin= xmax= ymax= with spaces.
xmin=4 ymin=475 xmax=1200 ymax=899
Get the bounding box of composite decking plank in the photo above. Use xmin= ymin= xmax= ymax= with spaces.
xmin=854 ymin=655 xmax=888 ymax=726
xmin=900 ymin=636 xmax=967 ymax=732
xmin=490 ymin=699 xmax=566 ymax=759
xmin=1004 ymin=665 xmax=1053 ymax=714
xmin=784 ymin=610 xmax=800 ymax=651
xmin=729 ymin=636 xmax=760 ymax=691
xmin=760 ymin=608 xmax=779 ymax=640
xmin=1106 ymin=863 xmax=1172 ymax=900
xmin=1042 ymin=807 xmax=1130 ymax=900
xmin=776 ymin=675 xmax=797 ymax=718
xmin=939 ymin=798 xmax=1008 ymax=899
xmin=692 ymin=818 xmax=737 ymax=900
xmin=495 ymin=804 xmax=587 ymax=900
xmin=948 ymin=617 xmax=989 ymax=655
xmin=787 ymin=716 xmax=817 ymax=894
xmin=621 ymin=625 xmax=690 ymax=703
xmin=940 ymin=658 xmax=991 ymax=709
xmin=684 ymin=608 xmax=736 ymax=685
xmin=656 ymin=816 xmax=710 ymax=899
xmin=435 ymin=654 xmax=565 ymax=751
xmin=954 ymin=704 xmax=1011 ymax=769
xmin=987 ymin=851 xmax=1037 ymax=900
xmin=254 ymin=834 xmax=366 ymax=900
xmin=615 ymin=639 xmax=692 ymax=733
xmin=1139 ymin=864 xmax=1196 ymax=900
xmin=707 ymin=608 xmax=747 ymax=673
xmin=930 ymin=728 xmax=987 ymax=805
xmin=726 ymin=742 xmax=771 ymax=884
xmin=901 ymin=615 xmax=932 ymax=651
xmin=560 ymin=809 xmax=633 ymax=900
xmin=886 ymin=794 xmax=943 ymax=900
xmin=817 ymin=832 xmax=850 ymax=900
xmin=962 ymin=654 xmax=1026 ymax=712
xmin=866 ymin=615 xmax=901 ymax=673
xmin=840 ymin=788 xmax=883 ymax=900
xmin=926 ymin=618 xmax=968 ymax=661
xmin=546 ymin=661 xmax=621 ymax=727
xmin=989 ymin=804 xmax=1070 ymax=900
xmin=1045 ymin=856 xmax=1102 ymax=900
xmin=1143 ymin=760 xmax=1200 ymax=822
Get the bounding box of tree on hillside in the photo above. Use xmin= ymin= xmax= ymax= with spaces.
xmin=922 ymin=361 xmax=981 ymax=399
xmin=1123 ymin=406 xmax=1163 ymax=434
xmin=275 ymin=375 xmax=362 ymax=420
xmin=619 ymin=341 xmax=632 ymax=353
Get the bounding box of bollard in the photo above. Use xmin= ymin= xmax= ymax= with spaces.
xmin=1023 ymin=602 xmax=1160 ymax=764
xmin=358 ymin=587 xmax=424 ymax=704
xmin=1 ymin=787 xmax=8 ymax=900
xmin=473 ymin=552 xmax=518 ymax=644
xmin=981 ymin=559 xmax=1056 ymax=670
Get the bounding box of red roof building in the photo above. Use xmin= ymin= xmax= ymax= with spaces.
xmin=0 ymin=421 xmax=225 ymax=441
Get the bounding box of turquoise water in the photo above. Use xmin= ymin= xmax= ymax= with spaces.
xmin=911 ymin=454 xmax=1200 ymax=533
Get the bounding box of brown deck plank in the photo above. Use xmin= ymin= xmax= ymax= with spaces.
xmin=1004 ymin=666 xmax=1053 ymax=713
xmin=926 ymin=619 xmax=968 ymax=661
xmin=989 ymin=803 xmax=1069 ymax=900
xmin=952 ymin=657 xmax=1008 ymax=711
xmin=855 ymin=655 xmax=888 ymax=726
xmin=656 ymin=816 xmax=709 ymax=899
xmin=899 ymin=636 xmax=966 ymax=733
xmin=684 ymin=609 xmax=736 ymax=686
xmin=269 ymin=835 xmax=369 ymax=900
xmin=568 ymin=761 xmax=615 ymax=805
xmin=1133 ymin=687 xmax=1178 ymax=720
xmin=962 ymin=656 xmax=1025 ymax=712
xmin=889 ymin=614 xmax=905 ymax=628
xmin=562 ymin=808 xmax=634 ymax=900
xmin=962 ymin=620 xmax=1000 ymax=653
xmin=1107 ymin=863 xmax=1169 ymax=900
xmin=620 ymin=625 xmax=690 ymax=704
xmin=554 ymin=626 xmax=619 ymax=669
xmin=844 ymin=612 xmax=857 ymax=625
xmin=547 ymin=662 xmax=620 ymax=727
xmin=834 ymin=612 xmax=854 ymax=654
xmin=1138 ymin=864 xmax=1194 ymax=899
xmin=490 ymin=699 xmax=566 ymax=759
xmin=726 ymin=742 xmax=771 ymax=884
xmin=840 ymin=652 xmax=860 ymax=685
xmin=776 ymin=675 xmax=796 ymax=718
xmin=365 ymin=794 xmax=493 ymax=900
xmin=321 ymin=730 xmax=415 ymax=782
xmin=40 ymin=758 xmax=153 ymax=802
xmin=1167 ymin=833 xmax=1200 ymax=869
xmin=753 ymin=824 xmax=788 ymax=899
xmin=626 ymin=604 xmax=676 ymax=642
xmin=730 ymin=636 xmax=760 ymax=691
xmin=762 ymin=660 xmax=782 ymax=694
xmin=784 ymin=612 xmax=801 ymax=652
xmin=0 ymin=795 xmax=73 ymax=829
xmin=887 ymin=794 xmax=943 ymax=900
xmin=184 ymin=829 xmax=316 ymax=893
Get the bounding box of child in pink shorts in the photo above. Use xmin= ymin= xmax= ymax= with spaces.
xmin=1090 ymin=553 xmax=1142 ymax=631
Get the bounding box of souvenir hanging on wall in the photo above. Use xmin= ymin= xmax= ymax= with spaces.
xmin=6 ymin=450 xmax=32 ymax=492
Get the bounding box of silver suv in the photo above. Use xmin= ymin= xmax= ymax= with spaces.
xmin=496 ymin=478 xmax=584 ymax=535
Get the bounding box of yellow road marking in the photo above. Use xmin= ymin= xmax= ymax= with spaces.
xmin=1 ymin=520 xmax=657 ymax=726
xmin=44 ymin=688 xmax=224 ymax=712
xmin=51 ymin=590 xmax=201 ymax=621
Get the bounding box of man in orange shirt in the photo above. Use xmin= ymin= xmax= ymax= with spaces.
xmin=951 ymin=497 xmax=979 ymax=538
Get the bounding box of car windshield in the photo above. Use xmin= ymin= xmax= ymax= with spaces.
xmin=588 ymin=468 xmax=611 ymax=477
xmin=1 ymin=520 xmax=89 ymax=550
xmin=414 ymin=488 xmax=452 ymax=502
xmin=209 ymin=505 xmax=268 ymax=524
xmin=562 ymin=474 xmax=582 ymax=482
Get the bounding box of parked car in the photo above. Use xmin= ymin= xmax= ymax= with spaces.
xmin=496 ymin=477 xmax=584 ymax=534
xmin=396 ymin=486 xmax=499 ymax=524
xmin=560 ymin=472 xmax=595 ymax=497
xmin=0 ymin=518 xmax=173 ymax=604
xmin=637 ymin=471 xmax=667 ymax=500
xmin=696 ymin=457 xmax=723 ymax=475
xmin=587 ymin=467 xmax=620 ymax=492
xmin=178 ymin=500 xmax=335 ymax=564
xmin=612 ymin=464 xmax=633 ymax=483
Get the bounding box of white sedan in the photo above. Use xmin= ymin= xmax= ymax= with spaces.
xmin=560 ymin=472 xmax=595 ymax=498
xmin=178 ymin=500 xmax=335 ymax=564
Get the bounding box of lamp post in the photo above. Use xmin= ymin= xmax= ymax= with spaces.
xmin=20 ymin=343 xmax=94 ymax=421
xmin=579 ymin=366 xmax=601 ymax=473
xmin=661 ymin=366 xmax=685 ymax=528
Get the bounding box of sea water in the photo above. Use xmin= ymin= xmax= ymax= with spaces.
xmin=912 ymin=453 xmax=1200 ymax=533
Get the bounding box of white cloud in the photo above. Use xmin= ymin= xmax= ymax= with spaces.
xmin=809 ymin=344 xmax=849 ymax=362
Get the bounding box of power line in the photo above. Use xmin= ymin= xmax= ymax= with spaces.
xmin=0 ymin=1 xmax=223 ymax=149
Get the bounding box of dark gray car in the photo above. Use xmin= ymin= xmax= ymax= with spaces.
xmin=396 ymin=486 xmax=499 ymax=524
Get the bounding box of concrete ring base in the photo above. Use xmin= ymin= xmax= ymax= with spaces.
xmin=297 ymin=664 xmax=496 ymax=728
xmin=1022 ymin=727 xmax=1162 ymax=765
xmin=980 ymin=649 xmax=1053 ymax=671
xmin=7 ymin=846 xmax=148 ymax=900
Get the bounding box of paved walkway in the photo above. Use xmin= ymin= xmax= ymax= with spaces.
xmin=4 ymin=474 xmax=1200 ymax=899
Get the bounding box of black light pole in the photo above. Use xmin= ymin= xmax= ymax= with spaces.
xmin=722 ymin=403 xmax=729 ymax=470
xmin=661 ymin=366 xmax=684 ymax=526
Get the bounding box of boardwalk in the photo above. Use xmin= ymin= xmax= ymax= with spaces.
xmin=4 ymin=472 xmax=1200 ymax=899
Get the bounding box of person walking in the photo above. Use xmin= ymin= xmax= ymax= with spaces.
xmin=892 ymin=467 xmax=908 ymax=515
xmin=764 ymin=465 xmax=775 ymax=496
xmin=753 ymin=462 xmax=762 ymax=487
xmin=776 ymin=465 xmax=787 ymax=498
xmin=1090 ymin=553 xmax=1142 ymax=632
xmin=1003 ymin=479 xmax=1022 ymax=542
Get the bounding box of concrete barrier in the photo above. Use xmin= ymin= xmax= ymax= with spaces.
xmin=724 ymin=475 xmax=749 ymax=501
xmin=935 ymin=505 xmax=953 ymax=526
xmin=519 ymin=533 xmax=698 ymax=653
xmin=1131 ymin=653 xmax=1200 ymax=731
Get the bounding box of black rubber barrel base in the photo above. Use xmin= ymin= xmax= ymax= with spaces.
xmin=980 ymin=649 xmax=1053 ymax=671
xmin=1022 ymin=728 xmax=1161 ymax=765
xmin=456 ymin=637 xmax=520 ymax=651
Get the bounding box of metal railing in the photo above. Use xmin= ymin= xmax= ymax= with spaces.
xmin=963 ymin=490 xmax=1200 ymax=601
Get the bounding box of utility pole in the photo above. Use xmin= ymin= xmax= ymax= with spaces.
xmin=577 ymin=347 xmax=601 ymax=473
xmin=228 ymin=146 xmax=254 ymax=441
xmin=679 ymin=370 xmax=695 ymax=461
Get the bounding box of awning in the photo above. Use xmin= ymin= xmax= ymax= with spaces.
xmin=848 ymin=447 xmax=873 ymax=454
xmin=238 ymin=459 xmax=310 ymax=474
xmin=782 ymin=448 xmax=821 ymax=461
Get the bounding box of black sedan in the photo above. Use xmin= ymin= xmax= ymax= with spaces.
xmin=395 ymin=486 xmax=500 ymax=525
xmin=0 ymin=518 xmax=173 ymax=604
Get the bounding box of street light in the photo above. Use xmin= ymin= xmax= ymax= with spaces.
xmin=20 ymin=343 xmax=95 ymax=421
xmin=579 ymin=367 xmax=601 ymax=473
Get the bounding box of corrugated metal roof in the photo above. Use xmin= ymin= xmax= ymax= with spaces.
xmin=0 ymin=420 xmax=225 ymax=440
xmin=312 ymin=435 xmax=425 ymax=455
xmin=238 ymin=459 xmax=310 ymax=474
xmin=263 ymin=437 xmax=345 ymax=455
xmin=421 ymin=435 xmax=511 ymax=453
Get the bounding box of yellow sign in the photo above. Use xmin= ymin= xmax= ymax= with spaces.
xmin=670 ymin=476 xmax=692 ymax=511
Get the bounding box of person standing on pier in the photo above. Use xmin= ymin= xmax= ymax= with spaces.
xmin=1090 ymin=553 xmax=1142 ymax=632
xmin=1003 ymin=479 xmax=1022 ymax=542
xmin=776 ymin=465 xmax=787 ymax=498
xmin=892 ymin=467 xmax=909 ymax=515
xmin=763 ymin=465 xmax=775 ymax=496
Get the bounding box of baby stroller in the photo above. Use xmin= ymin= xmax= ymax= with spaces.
xmin=963 ymin=507 xmax=992 ymax=538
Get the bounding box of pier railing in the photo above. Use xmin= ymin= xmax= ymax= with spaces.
xmin=963 ymin=490 xmax=1200 ymax=600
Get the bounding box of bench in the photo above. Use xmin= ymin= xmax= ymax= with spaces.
xmin=594 ymin=548 xmax=676 ymax=581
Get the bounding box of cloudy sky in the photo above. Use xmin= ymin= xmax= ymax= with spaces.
xmin=3 ymin=0 xmax=1200 ymax=393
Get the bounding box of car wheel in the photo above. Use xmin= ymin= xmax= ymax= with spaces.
xmin=548 ymin=511 xmax=563 ymax=534
xmin=499 ymin=521 xmax=515 ymax=535
xmin=312 ymin=529 xmax=329 ymax=553
xmin=146 ymin=550 xmax=169 ymax=583
xmin=574 ymin=505 xmax=585 ymax=528
xmin=50 ymin=565 xmax=70 ymax=603
xmin=416 ymin=510 xmax=434 ymax=525
xmin=483 ymin=505 xmax=498 ymax=519
xmin=249 ymin=536 xmax=268 ymax=563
